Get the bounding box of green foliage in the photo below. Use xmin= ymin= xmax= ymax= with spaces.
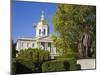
xmin=42 ymin=60 xmax=69 ymax=72
xmin=16 ymin=58 xmax=36 ymax=73
xmin=17 ymin=48 xmax=50 ymax=62
xmin=52 ymin=4 xmax=96 ymax=58
xmin=51 ymin=35 xmax=78 ymax=59
xmin=12 ymin=58 xmax=36 ymax=74
xmin=11 ymin=58 xmax=16 ymax=75
xmin=63 ymin=50 xmax=78 ymax=59
xmin=50 ymin=35 xmax=65 ymax=55
xmin=15 ymin=48 xmax=50 ymax=73
xmin=56 ymin=58 xmax=77 ymax=70
xmin=42 ymin=58 xmax=77 ymax=72
xmin=63 ymin=47 xmax=78 ymax=59
xmin=66 ymin=58 xmax=77 ymax=70
xmin=12 ymin=48 xmax=77 ymax=74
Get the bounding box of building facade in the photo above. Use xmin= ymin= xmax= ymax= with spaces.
xmin=16 ymin=11 xmax=56 ymax=59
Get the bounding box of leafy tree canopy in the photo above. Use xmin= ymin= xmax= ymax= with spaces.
xmin=52 ymin=4 xmax=96 ymax=58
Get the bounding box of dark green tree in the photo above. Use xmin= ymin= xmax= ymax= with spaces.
xmin=12 ymin=40 xmax=18 ymax=58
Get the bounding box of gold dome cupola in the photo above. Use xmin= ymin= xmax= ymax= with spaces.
xmin=38 ymin=11 xmax=47 ymax=26
xmin=36 ymin=11 xmax=49 ymax=37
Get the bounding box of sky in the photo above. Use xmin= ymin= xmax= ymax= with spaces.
xmin=11 ymin=1 xmax=57 ymax=42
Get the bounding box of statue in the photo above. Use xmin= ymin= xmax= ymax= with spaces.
xmin=78 ymin=32 xmax=92 ymax=58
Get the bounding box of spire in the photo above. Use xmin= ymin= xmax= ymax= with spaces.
xmin=38 ymin=11 xmax=47 ymax=25
xmin=40 ymin=11 xmax=45 ymax=20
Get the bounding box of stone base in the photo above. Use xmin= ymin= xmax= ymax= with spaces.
xmin=77 ymin=59 xmax=96 ymax=70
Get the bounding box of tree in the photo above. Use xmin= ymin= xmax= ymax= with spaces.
xmin=12 ymin=40 xmax=18 ymax=58
xmin=50 ymin=35 xmax=64 ymax=56
xmin=52 ymin=4 xmax=96 ymax=58
xmin=11 ymin=58 xmax=16 ymax=75
xmin=17 ymin=48 xmax=50 ymax=62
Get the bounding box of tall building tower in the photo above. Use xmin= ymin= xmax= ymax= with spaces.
xmin=36 ymin=11 xmax=48 ymax=37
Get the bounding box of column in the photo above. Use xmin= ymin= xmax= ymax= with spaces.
xmin=50 ymin=43 xmax=55 ymax=59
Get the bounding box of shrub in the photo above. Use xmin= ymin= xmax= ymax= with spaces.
xmin=56 ymin=57 xmax=77 ymax=70
xmin=16 ymin=48 xmax=50 ymax=73
xmin=11 ymin=58 xmax=16 ymax=75
xmin=62 ymin=49 xmax=78 ymax=59
xmin=42 ymin=58 xmax=77 ymax=72
xmin=66 ymin=58 xmax=77 ymax=70
xmin=16 ymin=58 xmax=36 ymax=74
xmin=42 ymin=60 xmax=70 ymax=72
xmin=17 ymin=48 xmax=50 ymax=63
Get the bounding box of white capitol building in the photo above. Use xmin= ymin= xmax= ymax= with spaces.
xmin=16 ymin=11 xmax=57 ymax=59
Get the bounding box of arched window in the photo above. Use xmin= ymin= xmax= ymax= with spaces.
xmin=43 ymin=29 xmax=45 ymax=35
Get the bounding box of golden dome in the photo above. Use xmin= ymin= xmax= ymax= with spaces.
xmin=39 ymin=19 xmax=47 ymax=25
xmin=38 ymin=11 xmax=48 ymax=26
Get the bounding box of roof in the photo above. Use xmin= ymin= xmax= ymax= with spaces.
xmin=17 ymin=36 xmax=53 ymax=42
xmin=17 ymin=37 xmax=36 ymax=41
xmin=36 ymin=36 xmax=53 ymax=42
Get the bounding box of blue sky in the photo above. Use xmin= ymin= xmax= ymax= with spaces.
xmin=12 ymin=1 xmax=57 ymax=42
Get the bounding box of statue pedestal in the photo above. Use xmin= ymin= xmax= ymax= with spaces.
xmin=77 ymin=59 xmax=96 ymax=70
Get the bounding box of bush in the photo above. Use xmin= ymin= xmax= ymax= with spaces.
xmin=17 ymin=48 xmax=50 ymax=63
xmin=11 ymin=58 xmax=16 ymax=75
xmin=16 ymin=58 xmax=36 ymax=74
xmin=16 ymin=48 xmax=50 ymax=73
xmin=66 ymin=58 xmax=77 ymax=70
xmin=42 ymin=60 xmax=70 ymax=72
xmin=62 ymin=49 xmax=78 ymax=59
xmin=56 ymin=58 xmax=77 ymax=70
xmin=42 ymin=58 xmax=77 ymax=72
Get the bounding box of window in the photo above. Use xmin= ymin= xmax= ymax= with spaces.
xmin=43 ymin=29 xmax=45 ymax=35
xmin=32 ymin=43 xmax=34 ymax=47
xmin=27 ymin=43 xmax=29 ymax=47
